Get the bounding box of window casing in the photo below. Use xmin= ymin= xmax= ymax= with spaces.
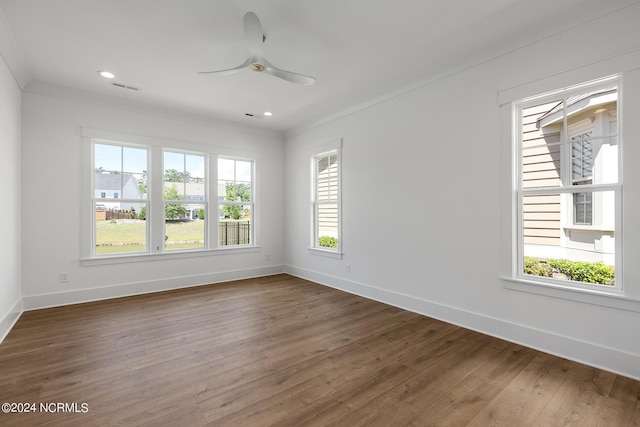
xmin=514 ymin=76 xmax=620 ymax=290
xmin=93 ymin=142 xmax=148 ymax=256
xmin=163 ymin=151 xmax=207 ymax=251
xmin=311 ymin=148 xmax=341 ymax=253
xmin=87 ymin=132 xmax=258 ymax=259
xmin=217 ymin=157 xmax=254 ymax=247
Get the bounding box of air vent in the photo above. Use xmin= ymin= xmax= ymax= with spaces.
xmin=112 ymin=82 xmax=140 ymax=91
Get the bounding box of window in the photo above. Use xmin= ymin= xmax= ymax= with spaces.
xmin=514 ymin=76 xmax=619 ymax=290
xmin=218 ymin=157 xmax=253 ymax=247
xmin=570 ymin=130 xmax=593 ymax=225
xmin=311 ymin=148 xmax=341 ymax=252
xmin=163 ymin=151 xmax=207 ymax=250
xmin=93 ymin=142 xmax=148 ymax=255
xmin=87 ymin=131 xmax=259 ymax=260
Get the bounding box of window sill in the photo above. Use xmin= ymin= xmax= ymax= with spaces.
xmin=308 ymin=247 xmax=343 ymax=259
xmin=502 ymin=276 xmax=640 ymax=313
xmin=563 ymin=225 xmax=614 ymax=232
xmin=82 ymin=246 xmax=261 ymax=266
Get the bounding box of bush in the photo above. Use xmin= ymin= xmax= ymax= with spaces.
xmin=547 ymin=259 xmax=615 ymax=285
xmin=318 ymin=236 xmax=338 ymax=249
xmin=139 ymin=206 xmax=146 ymax=220
xmin=165 ymin=203 xmax=186 ymax=220
xmin=524 ymin=257 xmax=552 ymax=277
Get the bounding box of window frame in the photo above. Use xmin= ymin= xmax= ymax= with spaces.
xmin=217 ymin=156 xmax=255 ymax=248
xmin=91 ymin=140 xmax=150 ymax=257
xmin=512 ymin=75 xmax=622 ymax=293
xmin=162 ymin=149 xmax=208 ymax=252
xmin=81 ymin=128 xmax=260 ymax=264
xmin=309 ymin=140 xmax=342 ymax=257
xmin=569 ymin=129 xmax=594 ymax=226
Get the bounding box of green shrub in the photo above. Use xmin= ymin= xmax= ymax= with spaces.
xmin=523 ymin=257 xmax=552 ymax=277
xmin=139 ymin=206 xmax=146 ymax=220
xmin=318 ymin=236 xmax=338 ymax=249
xmin=547 ymin=259 xmax=615 ymax=285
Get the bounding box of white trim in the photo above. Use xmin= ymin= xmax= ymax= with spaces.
xmin=217 ymin=156 xmax=256 ymax=248
xmin=512 ymin=75 xmax=622 ymax=292
xmin=307 ymin=247 xmax=343 ymax=259
xmin=310 ymin=138 xmax=343 ymax=254
xmin=84 ymin=128 xmax=262 ymax=259
xmin=498 ymin=48 xmax=640 ymax=106
xmin=32 ymin=82 xmax=283 ymax=139
xmin=23 ymin=266 xmax=284 ymax=311
xmin=81 ymin=245 xmax=261 ymax=266
xmin=0 ymin=298 xmax=23 ymax=344
xmin=502 ymin=276 xmax=640 ymax=312
xmin=285 ymin=265 xmax=640 ymax=381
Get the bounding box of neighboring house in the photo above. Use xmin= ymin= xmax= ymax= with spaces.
xmin=95 ymin=173 xmax=144 ymax=211
xmin=522 ymin=88 xmax=617 ymax=264
xmin=315 ymin=154 xmax=339 ymax=240
xmin=164 ymin=181 xmax=205 ymax=219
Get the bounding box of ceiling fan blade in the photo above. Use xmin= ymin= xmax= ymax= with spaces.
xmin=243 ymin=12 xmax=264 ymax=58
xmin=198 ymin=57 xmax=251 ymax=75
xmin=263 ymin=58 xmax=316 ymax=85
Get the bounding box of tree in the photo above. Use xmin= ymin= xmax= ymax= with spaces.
xmin=164 ymin=169 xmax=191 ymax=183
xmin=164 ymin=184 xmax=186 ymax=219
xmin=222 ymin=182 xmax=251 ymax=220
xmin=137 ymin=170 xmax=147 ymax=194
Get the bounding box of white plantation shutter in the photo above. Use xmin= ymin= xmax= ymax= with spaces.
xmin=312 ymin=149 xmax=340 ymax=251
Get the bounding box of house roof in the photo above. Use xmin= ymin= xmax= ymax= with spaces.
xmin=537 ymin=88 xmax=617 ymax=129
xmin=95 ymin=173 xmax=139 ymax=192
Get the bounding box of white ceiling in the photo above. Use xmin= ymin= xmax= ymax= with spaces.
xmin=1 ymin=0 xmax=637 ymax=134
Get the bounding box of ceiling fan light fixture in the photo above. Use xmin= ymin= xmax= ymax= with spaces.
xmin=198 ymin=12 xmax=315 ymax=85
xmin=98 ymin=70 xmax=115 ymax=79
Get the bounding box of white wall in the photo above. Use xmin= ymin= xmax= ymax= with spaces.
xmin=21 ymin=85 xmax=285 ymax=309
xmin=0 ymin=52 xmax=22 ymax=341
xmin=285 ymin=5 xmax=640 ymax=379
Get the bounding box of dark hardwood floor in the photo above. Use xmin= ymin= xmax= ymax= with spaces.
xmin=1 ymin=274 xmax=638 ymax=426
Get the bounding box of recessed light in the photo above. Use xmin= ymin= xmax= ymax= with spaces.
xmin=98 ymin=70 xmax=115 ymax=79
xmin=263 ymin=111 xmax=273 ymax=117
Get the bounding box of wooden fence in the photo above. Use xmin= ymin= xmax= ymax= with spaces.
xmin=95 ymin=208 xmax=138 ymax=221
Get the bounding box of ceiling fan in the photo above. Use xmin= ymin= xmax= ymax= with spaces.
xmin=199 ymin=11 xmax=316 ymax=85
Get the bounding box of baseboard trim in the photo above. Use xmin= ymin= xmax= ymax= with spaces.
xmin=23 ymin=265 xmax=285 ymax=311
xmin=285 ymin=265 xmax=640 ymax=381
xmin=0 ymin=298 xmax=23 ymax=344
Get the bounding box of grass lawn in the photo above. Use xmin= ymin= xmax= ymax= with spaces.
xmin=96 ymin=219 xmax=204 ymax=255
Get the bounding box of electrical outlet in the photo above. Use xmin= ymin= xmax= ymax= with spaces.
xmin=60 ymin=272 xmax=69 ymax=283
xmin=266 ymin=253 xmax=271 ymax=261
xmin=346 ymin=264 xmax=351 ymax=273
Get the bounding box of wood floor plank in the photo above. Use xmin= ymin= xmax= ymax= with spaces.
xmin=1 ymin=273 xmax=638 ymax=426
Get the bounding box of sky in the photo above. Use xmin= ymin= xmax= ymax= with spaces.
xmin=94 ymin=142 xmax=251 ymax=183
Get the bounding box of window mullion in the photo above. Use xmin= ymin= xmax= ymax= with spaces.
xmin=150 ymin=146 xmax=164 ymax=253
xmin=515 ymin=77 xmax=619 ymax=290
